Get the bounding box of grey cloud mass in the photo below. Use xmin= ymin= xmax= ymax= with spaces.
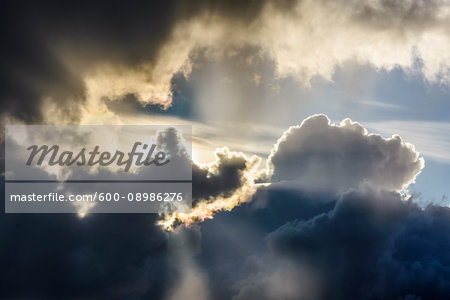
xmin=234 ymin=186 xmax=450 ymax=300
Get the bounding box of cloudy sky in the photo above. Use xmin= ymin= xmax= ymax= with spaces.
xmin=1 ymin=0 xmax=450 ymax=299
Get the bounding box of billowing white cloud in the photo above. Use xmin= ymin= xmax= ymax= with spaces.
xmin=265 ymin=114 xmax=424 ymax=192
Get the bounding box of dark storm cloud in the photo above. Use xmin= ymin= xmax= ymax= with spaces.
xmin=238 ymin=186 xmax=450 ymax=300
xmin=189 ymin=184 xmax=450 ymax=300
xmin=0 ymin=0 xmax=275 ymax=123
xmin=2 ymin=0 xmax=449 ymax=123
xmin=152 ymin=128 xmax=258 ymax=208
xmin=0 ymin=11 xmax=85 ymax=123
xmin=349 ymin=0 xmax=445 ymax=30
xmin=0 ymin=192 xmax=173 ymax=298
xmin=0 ymin=137 xmax=173 ymax=298
xmin=192 ymin=148 xmax=255 ymax=206
xmin=194 ymin=183 xmax=337 ymax=299
xmin=267 ymin=114 xmax=424 ymax=192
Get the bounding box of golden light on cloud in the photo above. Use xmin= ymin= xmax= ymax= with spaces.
xmin=73 ymin=200 xmax=97 ymax=218
xmin=27 ymin=0 xmax=450 ymax=129
xmin=159 ymin=148 xmax=261 ymax=231
xmin=158 ymin=182 xmax=257 ymax=231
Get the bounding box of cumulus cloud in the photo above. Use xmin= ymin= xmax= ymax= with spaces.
xmin=161 ymin=113 xmax=426 ymax=229
xmin=265 ymin=114 xmax=424 ymax=192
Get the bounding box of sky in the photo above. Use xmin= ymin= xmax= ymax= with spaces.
xmin=1 ymin=0 xmax=450 ymax=299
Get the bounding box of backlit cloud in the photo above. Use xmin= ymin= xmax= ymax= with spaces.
xmin=266 ymin=114 xmax=425 ymax=192
xmin=159 ymin=147 xmax=261 ymax=230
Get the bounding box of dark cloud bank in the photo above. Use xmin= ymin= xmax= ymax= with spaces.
xmin=2 ymin=178 xmax=450 ymax=299
xmin=0 ymin=0 xmax=272 ymax=123
xmin=1 ymin=115 xmax=450 ymax=299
